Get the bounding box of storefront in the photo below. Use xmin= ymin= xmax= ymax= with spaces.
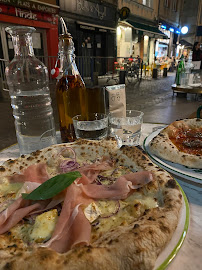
xmin=156 ymin=23 xmax=180 ymax=58
xmin=59 ymin=0 xmax=118 ymax=76
xmin=117 ymin=20 xmax=166 ymax=65
xmin=0 ymin=0 xmax=59 ymax=62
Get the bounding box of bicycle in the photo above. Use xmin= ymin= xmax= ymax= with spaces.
xmin=126 ymin=62 xmax=140 ymax=83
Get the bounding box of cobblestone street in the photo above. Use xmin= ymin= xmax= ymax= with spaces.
xmin=0 ymin=72 xmax=201 ymax=150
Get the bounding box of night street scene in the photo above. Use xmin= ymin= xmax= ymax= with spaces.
xmin=0 ymin=1 xmax=201 ymax=270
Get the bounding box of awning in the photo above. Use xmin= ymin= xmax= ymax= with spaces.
xmin=120 ymin=20 xmax=167 ymax=39
xmin=179 ymin=39 xmax=193 ymax=48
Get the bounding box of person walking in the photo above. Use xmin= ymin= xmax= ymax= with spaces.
xmin=192 ymin=42 xmax=202 ymax=69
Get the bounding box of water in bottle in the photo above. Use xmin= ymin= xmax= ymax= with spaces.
xmin=5 ymin=26 xmax=57 ymax=155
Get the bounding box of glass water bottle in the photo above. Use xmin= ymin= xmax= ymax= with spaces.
xmin=5 ymin=26 xmax=57 ymax=155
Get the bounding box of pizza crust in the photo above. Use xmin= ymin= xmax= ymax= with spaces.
xmin=0 ymin=139 xmax=182 ymax=270
xmin=150 ymin=118 xmax=202 ymax=168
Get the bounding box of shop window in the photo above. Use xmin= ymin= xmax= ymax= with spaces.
xmin=172 ymin=0 xmax=177 ymax=11
xmin=164 ymin=0 xmax=169 ymax=8
xmin=142 ymin=0 xmax=153 ymax=8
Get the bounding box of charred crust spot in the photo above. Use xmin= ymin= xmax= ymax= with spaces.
xmin=86 ymin=247 xmax=92 ymax=253
xmin=133 ymin=224 xmax=140 ymax=229
xmin=39 ymin=250 xmax=52 ymax=261
xmin=37 ymin=160 xmax=40 ymax=163
xmin=148 ymin=216 xmax=156 ymax=221
xmin=81 ymin=146 xmax=85 ymax=150
xmin=21 ymin=155 xmax=25 ymax=158
xmin=0 ymin=166 xmax=5 ymax=172
xmin=160 ymin=216 xmax=165 ymax=218
xmin=63 ymin=260 xmax=68 ymax=265
xmin=141 ymin=155 xmax=146 ymax=160
xmin=159 ymin=224 xmax=170 ymax=233
xmin=47 ymin=148 xmax=52 ymax=151
xmin=149 ymin=230 xmax=153 ymax=234
xmin=7 ymin=244 xmax=17 ymax=248
xmin=77 ymin=252 xmax=84 ymax=258
xmin=134 ymin=232 xmax=138 ymax=236
xmin=158 ymin=169 xmax=164 ymax=171
xmin=134 ymin=203 xmax=140 ymax=208
xmin=179 ymin=194 xmax=182 ymax=199
xmin=108 ymin=239 xmax=113 ymax=245
xmin=6 ymin=231 xmax=11 ymax=236
xmin=32 ymin=150 xmax=41 ymax=156
xmin=166 ymin=179 xmax=177 ymax=189
xmin=19 ymin=166 xmax=23 ymax=170
xmin=143 ymin=209 xmax=150 ymax=215
xmin=3 ymin=262 xmax=13 ymax=270
xmin=27 ymin=156 xmax=34 ymax=161
xmin=8 ymin=160 xmax=15 ymax=164
xmin=148 ymin=163 xmax=153 ymax=166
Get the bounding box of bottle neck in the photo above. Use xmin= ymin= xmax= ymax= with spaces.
xmin=12 ymin=33 xmax=34 ymax=57
xmin=60 ymin=52 xmax=80 ymax=76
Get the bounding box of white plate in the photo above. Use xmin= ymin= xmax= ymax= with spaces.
xmin=188 ymin=83 xmax=201 ymax=87
xmin=143 ymin=129 xmax=202 ymax=184
xmin=155 ymin=181 xmax=189 ymax=269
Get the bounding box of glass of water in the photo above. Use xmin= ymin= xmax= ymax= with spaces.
xmin=109 ymin=110 xmax=144 ymax=147
xmin=72 ymin=113 xmax=108 ymax=140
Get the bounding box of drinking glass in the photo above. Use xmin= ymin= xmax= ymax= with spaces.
xmin=72 ymin=113 xmax=108 ymax=140
xmin=109 ymin=110 xmax=144 ymax=147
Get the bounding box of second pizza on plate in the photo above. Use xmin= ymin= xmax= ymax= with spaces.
xmin=149 ymin=118 xmax=202 ymax=169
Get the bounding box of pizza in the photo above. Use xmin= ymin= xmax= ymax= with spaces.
xmin=0 ymin=139 xmax=182 ymax=270
xmin=150 ymin=118 xmax=202 ymax=168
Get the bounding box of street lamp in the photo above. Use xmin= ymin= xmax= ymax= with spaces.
xmin=181 ymin=26 xmax=189 ymax=34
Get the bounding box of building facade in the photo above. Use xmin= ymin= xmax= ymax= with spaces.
xmin=0 ymin=0 xmax=59 ymax=62
xmin=117 ymin=0 xmax=166 ymax=64
xmin=59 ymin=0 xmax=118 ymax=76
xmin=59 ymin=0 xmax=118 ymax=58
xmin=180 ymin=0 xmax=202 ymax=45
xmin=158 ymin=0 xmax=183 ymax=58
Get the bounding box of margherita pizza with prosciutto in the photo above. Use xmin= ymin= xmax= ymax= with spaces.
xmin=150 ymin=118 xmax=202 ymax=168
xmin=0 ymin=139 xmax=182 ymax=270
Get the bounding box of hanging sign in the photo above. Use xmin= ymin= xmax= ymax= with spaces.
xmin=119 ymin=7 xmax=130 ymax=20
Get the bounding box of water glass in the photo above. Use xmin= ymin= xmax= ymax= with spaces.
xmin=72 ymin=113 xmax=108 ymax=140
xmin=109 ymin=110 xmax=144 ymax=147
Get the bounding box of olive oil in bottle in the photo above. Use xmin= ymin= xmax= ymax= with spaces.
xmin=56 ymin=18 xmax=86 ymax=142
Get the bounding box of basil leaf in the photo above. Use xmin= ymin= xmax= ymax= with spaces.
xmin=22 ymin=171 xmax=81 ymax=200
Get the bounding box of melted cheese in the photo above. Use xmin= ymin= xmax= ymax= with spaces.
xmin=0 ymin=182 xmax=23 ymax=196
xmin=29 ymin=209 xmax=58 ymax=243
xmin=91 ymin=192 xmax=158 ymax=241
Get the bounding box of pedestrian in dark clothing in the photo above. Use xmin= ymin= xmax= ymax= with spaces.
xmin=192 ymin=42 xmax=202 ymax=69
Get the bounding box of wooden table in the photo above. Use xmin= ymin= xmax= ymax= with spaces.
xmin=0 ymin=124 xmax=201 ymax=270
xmin=171 ymin=84 xmax=202 ymax=99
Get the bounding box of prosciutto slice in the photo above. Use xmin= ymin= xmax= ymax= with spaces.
xmin=78 ymin=160 xmax=114 ymax=184
xmin=0 ymin=182 xmax=63 ymax=234
xmin=9 ymin=163 xmax=49 ymax=184
xmin=81 ymin=171 xmax=153 ymax=200
xmin=41 ymin=183 xmax=92 ymax=253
